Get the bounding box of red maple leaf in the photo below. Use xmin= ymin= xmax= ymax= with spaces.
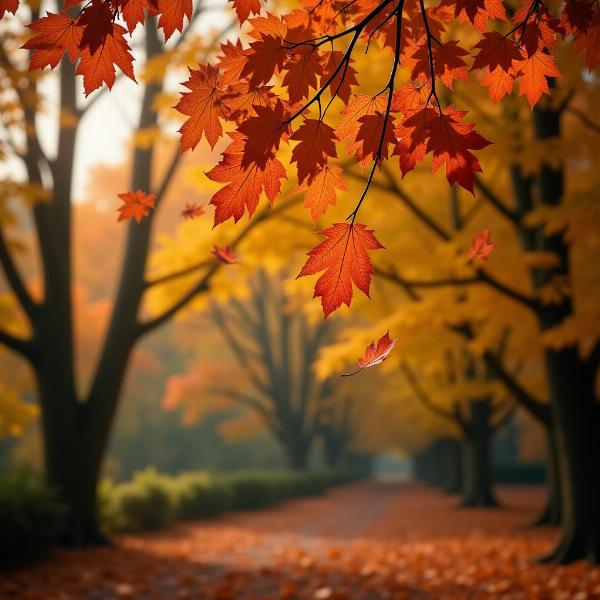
xmin=297 ymin=222 xmax=384 ymax=317
xmin=468 ymin=227 xmax=496 ymax=262
xmin=120 ymin=0 xmax=156 ymax=34
xmin=241 ymin=34 xmax=288 ymax=87
xmin=117 ymin=190 xmax=156 ymax=223
xmin=180 ymin=203 xmax=205 ymax=220
xmin=78 ymin=0 xmax=113 ymax=54
xmin=212 ymin=245 xmax=237 ymax=264
xmin=207 ymin=133 xmax=287 ymax=224
xmin=0 ymin=0 xmax=19 ymax=19
xmin=411 ymin=40 xmax=469 ymax=89
xmin=157 ymin=0 xmax=193 ymax=40
xmin=23 ymin=12 xmax=83 ymax=71
xmin=295 ymin=164 xmax=346 ymax=221
xmin=76 ymin=22 xmax=136 ymax=96
xmin=427 ymin=107 xmax=491 ymax=192
xmin=238 ymin=102 xmax=289 ymax=168
xmin=321 ymin=51 xmax=358 ymax=103
xmin=282 ymin=45 xmax=322 ymax=104
xmin=342 ymin=331 xmax=397 ymax=377
xmin=176 ymin=64 xmax=230 ymax=151
xmin=290 ymin=119 xmax=338 ymax=184
xmin=229 ymin=0 xmax=262 ymax=23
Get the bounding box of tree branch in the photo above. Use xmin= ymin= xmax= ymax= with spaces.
xmin=136 ymin=196 xmax=300 ymax=337
xmin=0 ymin=227 xmax=38 ymax=321
xmin=474 ymin=175 xmax=519 ymax=224
xmin=0 ymin=327 xmax=35 ymax=361
xmin=401 ymin=361 xmax=458 ymax=423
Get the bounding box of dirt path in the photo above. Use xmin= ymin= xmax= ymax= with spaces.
xmin=2 ymin=481 xmax=600 ymax=599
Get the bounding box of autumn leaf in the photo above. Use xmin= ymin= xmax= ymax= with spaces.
xmin=342 ymin=331 xmax=397 ymax=376
xmin=241 ymin=34 xmax=288 ymax=87
xmin=180 ymin=203 xmax=205 ymax=220
xmin=229 ymin=0 xmax=262 ymax=23
xmin=212 ymin=245 xmax=237 ymax=264
xmin=76 ymin=23 xmax=136 ymax=96
xmin=208 ymin=133 xmax=287 ymax=225
xmin=0 ymin=0 xmax=18 ymax=18
xmin=23 ymin=12 xmax=83 ymax=70
xmin=117 ymin=190 xmax=156 ymax=223
xmin=297 ymin=223 xmax=384 ymax=317
xmin=238 ymin=102 xmax=289 ymax=168
xmin=290 ymin=119 xmax=337 ymax=184
xmin=176 ymin=65 xmax=230 ymax=151
xmin=468 ymin=227 xmax=496 ymax=262
xmin=427 ymin=107 xmax=491 ymax=193
xmin=515 ymin=51 xmax=561 ymax=108
xmin=295 ymin=164 xmax=346 ymax=221
xmin=157 ymin=0 xmax=193 ymax=40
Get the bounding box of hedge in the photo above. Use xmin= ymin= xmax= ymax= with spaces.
xmin=0 ymin=469 xmax=67 ymax=567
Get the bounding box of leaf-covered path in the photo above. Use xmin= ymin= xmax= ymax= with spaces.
xmin=3 ymin=481 xmax=600 ymax=599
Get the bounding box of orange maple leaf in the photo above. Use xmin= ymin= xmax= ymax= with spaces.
xmin=117 ymin=190 xmax=156 ymax=223
xmin=23 ymin=11 xmax=83 ymax=70
xmin=229 ymin=0 xmax=262 ymax=23
xmin=295 ymin=164 xmax=346 ymax=222
xmin=212 ymin=245 xmax=237 ymax=264
xmin=297 ymin=222 xmax=384 ymax=317
xmin=468 ymin=227 xmax=496 ymax=262
xmin=176 ymin=65 xmax=230 ymax=151
xmin=515 ymin=51 xmax=561 ymax=108
xmin=76 ymin=22 xmax=136 ymax=96
xmin=156 ymin=0 xmax=193 ymax=40
xmin=208 ymin=133 xmax=287 ymax=224
xmin=342 ymin=331 xmax=397 ymax=377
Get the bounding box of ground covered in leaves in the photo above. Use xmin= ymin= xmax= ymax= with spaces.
xmin=3 ymin=481 xmax=600 ymax=599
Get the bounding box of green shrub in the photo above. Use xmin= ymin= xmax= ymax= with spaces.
xmin=219 ymin=471 xmax=281 ymax=510
xmin=109 ymin=467 xmax=174 ymax=532
xmin=174 ymin=472 xmax=233 ymax=520
xmin=0 ymin=469 xmax=67 ymax=567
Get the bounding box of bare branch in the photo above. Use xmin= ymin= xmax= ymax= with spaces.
xmin=0 ymin=327 xmax=35 ymax=361
xmin=0 ymin=228 xmax=39 ymax=321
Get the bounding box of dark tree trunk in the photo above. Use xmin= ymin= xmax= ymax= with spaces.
xmin=441 ymin=438 xmax=462 ymax=495
xmin=528 ymin=104 xmax=600 ymax=563
xmin=322 ymin=430 xmax=345 ymax=468
xmin=460 ymin=399 xmax=498 ymax=507
xmin=539 ymin=348 xmax=600 ymax=564
xmin=531 ymin=427 xmax=562 ymax=527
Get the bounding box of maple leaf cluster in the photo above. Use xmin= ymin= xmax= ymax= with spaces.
xmin=168 ymin=0 xmax=599 ymax=317
xmin=21 ymin=0 xmax=600 ymax=318
xmin=21 ymin=0 xmax=193 ymax=95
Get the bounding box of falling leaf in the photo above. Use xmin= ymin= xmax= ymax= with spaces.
xmin=117 ymin=190 xmax=156 ymax=223
xmin=212 ymin=245 xmax=237 ymax=264
xmin=468 ymin=228 xmax=496 ymax=262
xmin=342 ymin=331 xmax=396 ymax=376
xmin=180 ymin=203 xmax=205 ymax=220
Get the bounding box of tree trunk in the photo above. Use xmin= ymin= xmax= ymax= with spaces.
xmin=531 ymin=427 xmax=562 ymax=527
xmin=322 ymin=430 xmax=345 ymax=467
xmin=285 ymin=440 xmax=309 ymax=470
xmin=460 ymin=399 xmax=497 ymax=507
xmin=441 ymin=438 xmax=462 ymax=494
xmin=539 ymin=348 xmax=600 ymax=563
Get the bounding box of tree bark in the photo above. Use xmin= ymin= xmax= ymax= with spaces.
xmin=460 ymin=399 xmax=498 ymax=507
xmin=531 ymin=427 xmax=562 ymax=527
xmin=440 ymin=438 xmax=462 ymax=495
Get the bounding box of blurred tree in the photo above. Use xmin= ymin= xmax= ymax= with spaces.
xmin=163 ymin=270 xmax=343 ymax=470
xmin=0 ymin=5 xmax=297 ymax=545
